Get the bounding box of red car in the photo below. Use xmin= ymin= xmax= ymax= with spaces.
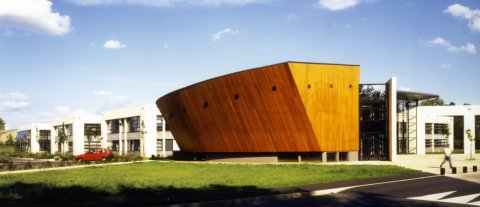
xmin=74 ymin=148 xmax=113 ymax=161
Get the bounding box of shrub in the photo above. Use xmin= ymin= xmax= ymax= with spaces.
xmin=40 ymin=161 xmax=53 ymax=169
xmin=24 ymin=161 xmax=33 ymax=170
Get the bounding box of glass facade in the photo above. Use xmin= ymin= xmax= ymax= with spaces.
xmin=359 ymin=84 xmax=389 ymax=160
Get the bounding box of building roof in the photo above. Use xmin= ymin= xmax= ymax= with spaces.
xmin=397 ymin=90 xmax=438 ymax=101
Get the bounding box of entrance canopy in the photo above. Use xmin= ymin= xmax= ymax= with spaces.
xmin=397 ymin=90 xmax=438 ymax=101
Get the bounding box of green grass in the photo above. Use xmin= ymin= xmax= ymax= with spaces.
xmin=0 ymin=161 xmax=418 ymax=206
xmin=0 ymin=146 xmax=14 ymax=153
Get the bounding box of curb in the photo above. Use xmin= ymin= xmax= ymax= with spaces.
xmin=0 ymin=160 xmax=154 ymax=175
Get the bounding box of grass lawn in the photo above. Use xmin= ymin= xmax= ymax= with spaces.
xmin=0 ymin=161 xmax=418 ymax=206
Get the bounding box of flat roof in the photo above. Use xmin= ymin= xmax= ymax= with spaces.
xmin=397 ymin=90 xmax=438 ymax=101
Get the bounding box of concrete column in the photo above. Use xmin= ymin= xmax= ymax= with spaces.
xmin=124 ymin=118 xmax=128 ymax=155
xmin=321 ymin=152 xmax=327 ymax=163
xmin=162 ymin=117 xmax=166 ymax=157
xmin=388 ymin=77 xmax=397 ymax=161
xmin=119 ymin=120 xmax=123 ymax=155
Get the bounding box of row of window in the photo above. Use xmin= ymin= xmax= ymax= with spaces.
xmin=425 ymin=123 xmax=448 ymax=135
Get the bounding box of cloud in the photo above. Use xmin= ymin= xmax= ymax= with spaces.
xmin=212 ymin=28 xmax=239 ymax=40
xmin=316 ymin=0 xmax=361 ymax=11
xmin=287 ymin=13 xmax=297 ymax=20
xmin=69 ymin=0 xmax=265 ymax=7
xmin=440 ymin=63 xmax=450 ymax=69
xmin=444 ymin=4 xmax=480 ymax=32
xmin=55 ymin=106 xmax=70 ymax=114
xmin=398 ymin=87 xmax=411 ymax=91
xmin=103 ymin=39 xmax=126 ymax=49
xmin=430 ymin=37 xmax=476 ymax=54
xmin=0 ymin=0 xmax=71 ymax=36
xmin=93 ymin=89 xmax=113 ymax=96
xmin=0 ymin=92 xmax=31 ymax=112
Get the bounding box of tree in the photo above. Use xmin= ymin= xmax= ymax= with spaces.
xmin=58 ymin=123 xmax=68 ymax=154
xmin=5 ymin=134 xmax=15 ymax=146
xmin=448 ymin=102 xmax=455 ymax=106
xmin=0 ymin=118 xmax=5 ymax=130
xmin=420 ymin=97 xmax=445 ymax=106
xmin=466 ymin=129 xmax=475 ymax=160
xmin=139 ymin=120 xmax=147 ymax=157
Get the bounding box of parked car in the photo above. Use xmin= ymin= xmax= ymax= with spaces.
xmin=74 ymin=148 xmax=113 ymax=161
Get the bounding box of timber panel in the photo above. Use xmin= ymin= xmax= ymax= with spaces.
xmin=288 ymin=62 xmax=359 ymax=151
xmin=157 ymin=62 xmax=359 ymax=153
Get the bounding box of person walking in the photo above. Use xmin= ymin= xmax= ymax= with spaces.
xmin=440 ymin=145 xmax=454 ymax=169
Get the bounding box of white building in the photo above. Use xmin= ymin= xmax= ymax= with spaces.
xmin=16 ymin=123 xmax=53 ymax=154
xmin=415 ymin=105 xmax=480 ymax=156
xmin=101 ymin=104 xmax=178 ymax=158
xmin=51 ymin=115 xmax=102 ymax=155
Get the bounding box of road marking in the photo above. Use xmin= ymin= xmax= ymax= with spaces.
xmin=408 ymin=191 xmax=480 ymax=206
xmin=440 ymin=193 xmax=480 ymax=205
xmin=311 ymin=175 xmax=440 ymax=196
xmin=408 ymin=191 xmax=455 ymax=201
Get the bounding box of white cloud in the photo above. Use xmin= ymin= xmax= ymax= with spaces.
xmin=430 ymin=37 xmax=476 ymax=54
xmin=212 ymin=28 xmax=239 ymax=40
xmin=444 ymin=3 xmax=480 ymax=32
xmin=93 ymin=89 xmax=113 ymax=96
xmin=0 ymin=0 xmax=71 ymax=36
xmin=287 ymin=13 xmax=297 ymax=20
xmin=103 ymin=39 xmax=126 ymax=49
xmin=69 ymin=0 xmax=265 ymax=7
xmin=316 ymin=0 xmax=361 ymax=11
xmin=163 ymin=41 xmax=169 ymax=48
xmin=55 ymin=106 xmax=71 ymax=114
xmin=398 ymin=87 xmax=411 ymax=91
xmin=440 ymin=63 xmax=450 ymax=69
xmin=0 ymin=92 xmax=31 ymax=112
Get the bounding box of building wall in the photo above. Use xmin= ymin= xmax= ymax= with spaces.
xmin=157 ymin=62 xmax=360 ymax=153
xmin=52 ymin=115 xmax=102 ymax=155
xmin=416 ymin=105 xmax=480 ymax=156
xmin=17 ymin=123 xmax=53 ymax=154
xmin=101 ymin=104 xmax=176 ymax=158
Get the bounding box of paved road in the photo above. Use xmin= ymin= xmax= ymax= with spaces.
xmin=181 ymin=173 xmax=480 ymax=207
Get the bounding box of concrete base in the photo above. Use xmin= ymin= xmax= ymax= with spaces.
xmin=173 ymin=151 xmax=359 ymax=163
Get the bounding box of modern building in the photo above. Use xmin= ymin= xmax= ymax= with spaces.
xmin=12 ymin=104 xmax=178 ymax=157
xmin=15 ymin=123 xmax=53 ymax=153
xmin=401 ymin=105 xmax=480 ymax=156
xmin=101 ymin=104 xmax=178 ymax=158
xmin=51 ymin=115 xmax=102 ymax=155
xmin=157 ymin=61 xmax=479 ymax=162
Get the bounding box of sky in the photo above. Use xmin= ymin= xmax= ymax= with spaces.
xmin=0 ymin=0 xmax=479 ymax=129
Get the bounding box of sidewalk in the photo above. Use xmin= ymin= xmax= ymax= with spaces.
xmin=394 ymin=153 xmax=480 ymax=183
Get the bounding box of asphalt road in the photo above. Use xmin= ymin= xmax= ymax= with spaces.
xmin=182 ymin=174 xmax=480 ymax=207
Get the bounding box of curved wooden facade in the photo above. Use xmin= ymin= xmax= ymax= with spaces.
xmin=156 ymin=62 xmax=359 ymax=153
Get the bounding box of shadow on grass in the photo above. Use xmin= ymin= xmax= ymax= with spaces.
xmin=0 ymin=182 xmax=447 ymax=207
xmin=0 ymin=182 xmax=276 ymax=206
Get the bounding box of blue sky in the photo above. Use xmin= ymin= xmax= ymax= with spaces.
xmin=0 ymin=0 xmax=479 ymax=128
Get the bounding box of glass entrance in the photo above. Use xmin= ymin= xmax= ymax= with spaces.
xmin=359 ymin=84 xmax=389 ymax=160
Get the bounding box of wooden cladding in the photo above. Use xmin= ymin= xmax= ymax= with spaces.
xmin=156 ymin=62 xmax=360 ymax=153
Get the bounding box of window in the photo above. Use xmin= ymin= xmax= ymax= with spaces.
xmin=129 ymin=116 xmax=140 ymax=132
xmin=109 ymin=120 xmax=119 ymax=133
xmin=434 ymin=124 xmax=447 ymax=135
xmin=425 ymin=123 xmax=433 ymax=134
xmin=157 ymin=115 xmax=170 ymax=131
xmin=112 ymin=141 xmax=119 ymax=151
xmin=67 ymin=124 xmax=73 ymax=136
xmin=129 ymin=140 xmax=140 ymax=151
